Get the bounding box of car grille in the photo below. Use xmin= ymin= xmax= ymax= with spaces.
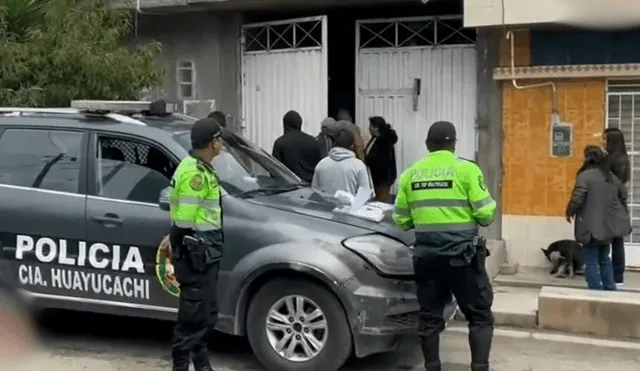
xmin=383 ymin=312 xmax=419 ymax=329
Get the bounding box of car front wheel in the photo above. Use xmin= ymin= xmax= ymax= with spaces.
xmin=246 ymin=279 xmax=352 ymax=371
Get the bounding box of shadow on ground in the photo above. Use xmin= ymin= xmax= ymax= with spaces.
xmin=34 ymin=309 xmax=423 ymax=370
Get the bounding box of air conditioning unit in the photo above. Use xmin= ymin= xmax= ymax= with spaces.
xmin=181 ymin=100 xmax=216 ymax=118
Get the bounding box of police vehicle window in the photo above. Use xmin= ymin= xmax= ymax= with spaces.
xmin=95 ymin=136 xmax=176 ymax=204
xmin=173 ymin=131 xmax=301 ymax=196
xmin=0 ymin=129 xmax=82 ymax=193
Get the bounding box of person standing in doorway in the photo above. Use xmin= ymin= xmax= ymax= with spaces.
xmin=272 ymin=110 xmax=322 ymax=183
xmin=365 ymin=116 xmax=398 ymax=203
xmin=336 ymin=108 xmax=365 ymax=160
xmin=316 ymin=117 xmax=340 ymax=158
xmin=603 ymin=128 xmax=630 ymax=286
xmin=566 ymin=145 xmax=630 ymax=291
xmin=393 ymin=121 xmax=496 ymax=371
xmin=207 ymin=110 xmax=227 ymax=127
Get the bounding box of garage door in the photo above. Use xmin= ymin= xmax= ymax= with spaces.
xmin=355 ymin=16 xmax=477 ymax=183
xmin=606 ymin=80 xmax=640 ymax=269
xmin=241 ymin=16 xmax=328 ymax=153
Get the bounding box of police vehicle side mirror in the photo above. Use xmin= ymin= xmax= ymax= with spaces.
xmin=158 ymin=187 xmax=171 ymax=211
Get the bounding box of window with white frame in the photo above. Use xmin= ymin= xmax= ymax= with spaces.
xmin=606 ymin=80 xmax=640 ymax=243
xmin=177 ymin=61 xmax=195 ymax=99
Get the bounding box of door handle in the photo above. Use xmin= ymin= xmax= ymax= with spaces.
xmin=92 ymin=213 xmax=123 ymax=226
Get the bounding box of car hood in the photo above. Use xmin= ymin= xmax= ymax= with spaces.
xmin=248 ymin=189 xmax=416 ymax=246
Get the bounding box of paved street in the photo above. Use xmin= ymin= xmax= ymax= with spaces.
xmin=2 ymin=310 xmax=640 ymax=371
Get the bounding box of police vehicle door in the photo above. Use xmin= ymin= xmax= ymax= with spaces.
xmin=85 ymin=132 xmax=176 ymax=317
xmin=0 ymin=125 xmax=88 ymax=304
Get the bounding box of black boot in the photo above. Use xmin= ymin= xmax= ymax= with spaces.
xmin=420 ymin=335 xmax=441 ymax=371
xmin=419 ymin=334 xmax=441 ymax=366
xmin=471 ymin=363 xmax=489 ymax=371
xmin=192 ymin=349 xmax=213 ymax=371
xmin=468 ymin=325 xmax=493 ymax=366
xmin=171 ymin=349 xmax=190 ymax=371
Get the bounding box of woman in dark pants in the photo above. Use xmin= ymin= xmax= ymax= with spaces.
xmin=365 ymin=116 xmax=398 ymax=202
xmin=566 ymin=145 xmax=630 ymax=291
xmin=604 ymin=128 xmax=630 ymax=286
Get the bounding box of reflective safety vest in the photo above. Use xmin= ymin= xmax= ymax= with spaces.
xmin=169 ymin=154 xmax=222 ymax=231
xmin=392 ymin=150 xmax=496 ymax=254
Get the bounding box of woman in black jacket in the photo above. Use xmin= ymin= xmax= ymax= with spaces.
xmin=365 ymin=116 xmax=398 ymax=202
xmin=604 ymin=127 xmax=630 ymax=286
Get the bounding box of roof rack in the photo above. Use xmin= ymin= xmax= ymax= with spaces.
xmin=70 ymin=100 xmax=176 ymax=115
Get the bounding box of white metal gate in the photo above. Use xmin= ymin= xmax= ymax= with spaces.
xmin=606 ymin=80 xmax=640 ymax=269
xmin=241 ymin=16 xmax=328 ymax=153
xmin=355 ymin=16 xmax=477 ymax=182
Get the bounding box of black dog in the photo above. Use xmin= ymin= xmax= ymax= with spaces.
xmin=541 ymin=239 xmax=585 ymax=278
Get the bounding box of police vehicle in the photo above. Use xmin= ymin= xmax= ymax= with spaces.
xmin=0 ymin=101 xmax=455 ymax=371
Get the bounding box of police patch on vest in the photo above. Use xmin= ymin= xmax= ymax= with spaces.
xmin=155 ymin=235 xmax=180 ymax=297
xmin=190 ymin=174 xmax=204 ymax=191
xmin=411 ymin=180 xmax=453 ymax=190
xmin=478 ymin=175 xmax=487 ymax=191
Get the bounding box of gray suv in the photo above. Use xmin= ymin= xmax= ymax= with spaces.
xmin=0 ymin=102 xmax=454 ymax=371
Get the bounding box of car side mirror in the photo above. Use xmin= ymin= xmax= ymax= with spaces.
xmin=158 ymin=187 xmax=171 ymax=211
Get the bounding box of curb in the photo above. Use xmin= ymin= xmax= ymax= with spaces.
xmin=446 ymin=325 xmax=640 ymax=350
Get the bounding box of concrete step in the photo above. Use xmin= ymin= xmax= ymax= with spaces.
xmin=538 ymin=286 xmax=640 ymax=339
xmin=485 ymin=239 xmax=507 ymax=280
xmin=494 ymin=266 xmax=640 ymax=293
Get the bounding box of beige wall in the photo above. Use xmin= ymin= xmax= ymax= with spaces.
xmin=464 ymin=0 xmax=640 ymax=28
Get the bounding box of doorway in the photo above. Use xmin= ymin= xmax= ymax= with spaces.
xmin=327 ymin=14 xmax=356 ymax=121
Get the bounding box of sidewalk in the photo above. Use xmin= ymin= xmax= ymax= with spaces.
xmin=495 ymin=266 xmax=640 ymax=292
xmin=442 ymin=324 xmax=640 ymax=371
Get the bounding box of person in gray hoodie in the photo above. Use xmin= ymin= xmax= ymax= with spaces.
xmin=311 ymin=125 xmax=373 ymax=198
xmin=565 ymin=145 xmax=631 ymax=291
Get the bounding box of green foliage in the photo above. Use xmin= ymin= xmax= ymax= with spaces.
xmin=0 ymin=0 xmax=164 ymax=107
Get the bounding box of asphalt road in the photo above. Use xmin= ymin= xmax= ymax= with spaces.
xmin=2 ymin=309 xmax=640 ymax=371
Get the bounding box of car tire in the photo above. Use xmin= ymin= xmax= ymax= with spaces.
xmin=246 ymin=279 xmax=352 ymax=371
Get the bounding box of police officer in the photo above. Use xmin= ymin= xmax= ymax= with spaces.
xmin=393 ymin=121 xmax=497 ymax=371
xmin=169 ymin=117 xmax=224 ymax=371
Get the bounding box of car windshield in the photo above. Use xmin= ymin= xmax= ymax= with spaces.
xmin=156 ymin=115 xmax=306 ymax=197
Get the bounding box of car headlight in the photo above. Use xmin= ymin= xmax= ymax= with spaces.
xmin=342 ymin=234 xmax=413 ymax=276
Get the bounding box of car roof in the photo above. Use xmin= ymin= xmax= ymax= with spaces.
xmin=0 ymin=107 xmax=189 ymax=141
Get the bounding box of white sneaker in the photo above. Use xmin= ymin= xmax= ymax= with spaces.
xmin=616 ymin=282 xmax=624 ymax=287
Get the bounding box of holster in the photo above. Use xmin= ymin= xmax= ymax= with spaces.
xmin=183 ymin=236 xmax=206 ymax=272
xmin=449 ymin=236 xmax=489 ymax=267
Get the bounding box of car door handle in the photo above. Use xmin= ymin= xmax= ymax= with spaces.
xmin=92 ymin=214 xmax=123 ymax=225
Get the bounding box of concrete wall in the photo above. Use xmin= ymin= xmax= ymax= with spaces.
xmin=497 ymin=28 xmax=605 ymax=267
xmin=133 ymin=11 xmax=242 ymax=123
xmin=476 ymin=28 xmax=503 ymax=241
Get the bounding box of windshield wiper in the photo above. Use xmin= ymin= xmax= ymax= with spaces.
xmin=236 ymin=184 xmax=307 ymax=199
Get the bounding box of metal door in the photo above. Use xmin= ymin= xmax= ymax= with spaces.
xmin=606 ymin=81 xmax=640 ymax=269
xmin=355 ymin=16 xmax=478 ymax=184
xmin=241 ymin=16 xmax=328 ymax=153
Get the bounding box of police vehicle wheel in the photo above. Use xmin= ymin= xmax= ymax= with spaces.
xmin=246 ymin=279 xmax=352 ymax=371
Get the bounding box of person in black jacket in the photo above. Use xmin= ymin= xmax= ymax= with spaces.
xmin=603 ymin=127 xmax=631 ymax=286
xmin=365 ymin=116 xmax=398 ymax=202
xmin=272 ymin=110 xmax=322 ymax=183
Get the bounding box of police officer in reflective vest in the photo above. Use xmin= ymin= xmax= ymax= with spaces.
xmin=393 ymin=121 xmax=497 ymax=371
xmin=170 ymin=117 xmax=224 ymax=371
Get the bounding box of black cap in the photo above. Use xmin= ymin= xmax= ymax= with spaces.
xmin=426 ymin=121 xmax=457 ymax=144
xmin=191 ymin=118 xmax=222 ymax=148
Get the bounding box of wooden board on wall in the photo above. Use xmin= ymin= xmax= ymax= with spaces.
xmin=501 ymin=79 xmax=605 ymax=216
